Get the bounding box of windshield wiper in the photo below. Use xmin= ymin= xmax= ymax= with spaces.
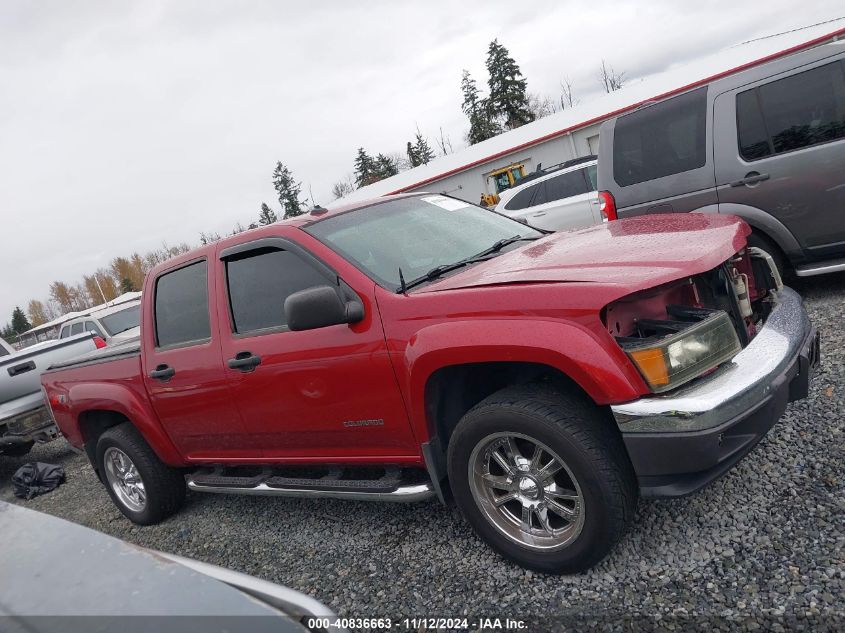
xmin=397 ymin=235 xmax=540 ymax=293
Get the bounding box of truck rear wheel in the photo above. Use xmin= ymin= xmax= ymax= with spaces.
xmin=96 ymin=422 xmax=186 ymax=525
xmin=447 ymin=384 xmax=637 ymax=574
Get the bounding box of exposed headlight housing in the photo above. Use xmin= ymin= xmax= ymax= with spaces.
xmin=622 ymin=310 xmax=741 ymax=393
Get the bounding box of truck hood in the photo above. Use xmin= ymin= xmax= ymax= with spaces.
xmin=419 ymin=213 xmax=750 ymax=294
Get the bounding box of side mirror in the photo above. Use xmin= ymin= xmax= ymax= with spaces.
xmin=284 ymin=285 xmax=364 ymax=332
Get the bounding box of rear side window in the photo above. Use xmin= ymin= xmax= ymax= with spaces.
xmin=70 ymin=323 xmax=83 ymax=336
xmin=543 ymin=170 xmax=590 ymax=202
xmin=225 ymin=248 xmax=329 ymax=334
xmin=504 ymin=184 xmax=539 ymax=211
xmin=154 ymin=261 xmax=210 ymax=348
xmin=737 ymin=60 xmax=845 ymax=160
xmin=613 ymin=87 xmax=708 ymax=186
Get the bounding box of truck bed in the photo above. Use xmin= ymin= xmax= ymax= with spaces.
xmin=46 ymin=338 xmax=141 ymax=372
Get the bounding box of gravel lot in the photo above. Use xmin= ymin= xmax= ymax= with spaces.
xmin=2 ymin=274 xmax=843 ymax=631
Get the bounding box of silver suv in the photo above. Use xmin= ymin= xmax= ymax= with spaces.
xmin=597 ymin=39 xmax=845 ymax=276
xmin=495 ymin=157 xmax=602 ymax=231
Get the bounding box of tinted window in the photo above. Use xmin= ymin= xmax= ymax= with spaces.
xmin=155 ymin=261 xmax=210 ymax=348
xmin=504 ymin=185 xmax=539 ymax=211
xmin=0 ymin=344 xmax=8 ymax=357
xmin=84 ymin=321 xmax=106 ymax=338
xmin=613 ymin=87 xmax=708 ymax=186
xmin=226 ymin=249 xmax=329 ymax=334
xmin=70 ymin=323 xmax=83 ymax=335
xmin=737 ymin=61 xmax=845 ymax=160
xmin=737 ymin=90 xmax=771 ymax=160
xmin=544 ymin=170 xmax=590 ymax=202
xmin=59 ymin=326 xmax=69 ymax=339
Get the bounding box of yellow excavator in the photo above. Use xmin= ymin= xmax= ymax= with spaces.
xmin=479 ymin=163 xmax=526 ymax=207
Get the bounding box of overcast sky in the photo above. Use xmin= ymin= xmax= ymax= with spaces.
xmin=1 ymin=0 xmax=842 ymax=324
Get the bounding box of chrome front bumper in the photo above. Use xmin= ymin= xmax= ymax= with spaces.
xmin=611 ymin=287 xmax=818 ymax=497
xmin=611 ymin=287 xmax=815 ymax=433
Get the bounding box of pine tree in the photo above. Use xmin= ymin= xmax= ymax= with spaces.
xmin=353 ymin=148 xmax=379 ymax=187
xmin=11 ymin=307 xmax=31 ymax=334
xmin=461 ymin=70 xmax=500 ymax=145
xmin=374 ymin=153 xmax=399 ymax=180
xmin=407 ymin=130 xmax=434 ymax=166
xmin=272 ymin=162 xmax=307 ymax=218
xmin=486 ymin=39 xmax=534 ymax=130
xmin=406 ymin=141 xmax=420 ymax=168
xmin=258 ymin=202 xmax=277 ymax=225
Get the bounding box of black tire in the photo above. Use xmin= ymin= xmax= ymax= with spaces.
xmin=447 ymin=384 xmax=637 ymax=574
xmin=96 ymin=422 xmax=186 ymax=525
xmin=747 ymin=231 xmax=787 ymax=280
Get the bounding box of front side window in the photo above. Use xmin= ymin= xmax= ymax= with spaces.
xmin=613 ymin=86 xmax=708 ymax=186
xmin=225 ymin=248 xmax=329 ymax=334
xmin=154 ymin=261 xmax=210 ymax=348
xmin=304 ymin=195 xmax=541 ymax=291
xmin=737 ymin=60 xmax=845 ymax=160
xmin=59 ymin=326 xmax=69 ymax=339
xmin=543 ymin=170 xmax=591 ymax=202
xmin=99 ymin=305 xmax=141 ymax=336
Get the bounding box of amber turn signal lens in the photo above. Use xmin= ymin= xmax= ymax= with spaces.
xmin=629 ymin=347 xmax=670 ymax=388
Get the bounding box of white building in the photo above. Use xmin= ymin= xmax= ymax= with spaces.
xmin=333 ymin=20 xmax=845 ymax=207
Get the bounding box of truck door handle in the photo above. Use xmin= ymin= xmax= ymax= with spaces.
xmin=532 ymin=212 xmax=547 ymax=217
xmin=8 ymin=361 xmax=36 ymax=377
xmin=227 ymin=352 xmax=261 ymax=372
xmin=730 ymin=172 xmax=770 ymax=187
xmin=149 ymin=364 xmax=175 ymax=381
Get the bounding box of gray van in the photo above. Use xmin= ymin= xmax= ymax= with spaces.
xmin=597 ymin=39 xmax=845 ymax=277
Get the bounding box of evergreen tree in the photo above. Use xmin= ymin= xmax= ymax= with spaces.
xmin=407 ymin=130 xmax=434 ymax=167
xmin=406 ymin=141 xmax=420 ymax=168
xmin=486 ymin=39 xmax=534 ymax=130
xmin=258 ymin=202 xmax=277 ymax=225
xmin=354 ymin=148 xmax=379 ymax=188
xmin=11 ymin=307 xmax=31 ymax=334
xmin=272 ymin=161 xmax=307 ymax=218
xmin=1 ymin=323 xmax=14 ymax=344
xmin=120 ymin=278 xmax=135 ymax=293
xmin=461 ymin=70 xmax=500 ymax=145
xmin=374 ymin=153 xmax=399 ymax=180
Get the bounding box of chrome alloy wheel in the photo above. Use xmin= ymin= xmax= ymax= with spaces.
xmin=469 ymin=433 xmax=585 ymax=550
xmin=103 ymin=447 xmax=147 ymax=513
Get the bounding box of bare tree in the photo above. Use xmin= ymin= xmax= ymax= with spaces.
xmin=435 ymin=127 xmax=453 ymax=156
xmin=528 ymin=93 xmax=558 ymax=119
xmin=559 ymin=77 xmax=577 ymax=109
xmin=331 ymin=174 xmax=356 ymax=200
xmin=598 ymin=60 xmax=625 ymax=93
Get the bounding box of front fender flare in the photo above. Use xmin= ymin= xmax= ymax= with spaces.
xmin=399 ymin=319 xmax=648 ymax=441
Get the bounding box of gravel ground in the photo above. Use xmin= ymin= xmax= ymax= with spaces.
xmin=2 ymin=274 xmax=844 ymax=631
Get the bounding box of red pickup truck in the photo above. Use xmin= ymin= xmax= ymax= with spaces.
xmin=42 ymin=194 xmax=818 ymax=573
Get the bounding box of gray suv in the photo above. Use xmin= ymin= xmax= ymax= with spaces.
xmin=597 ymin=39 xmax=845 ymax=277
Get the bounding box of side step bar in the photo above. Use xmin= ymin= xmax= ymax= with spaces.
xmin=186 ymin=468 xmax=436 ymax=503
xmin=795 ymin=258 xmax=845 ymax=277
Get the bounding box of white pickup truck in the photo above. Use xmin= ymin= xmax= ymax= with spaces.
xmin=0 ymin=333 xmax=99 ymax=456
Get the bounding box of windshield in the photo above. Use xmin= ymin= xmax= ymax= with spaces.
xmin=98 ymin=304 xmax=141 ymax=336
xmin=304 ymin=195 xmax=542 ymax=290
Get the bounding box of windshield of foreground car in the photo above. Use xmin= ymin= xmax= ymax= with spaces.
xmin=98 ymin=304 xmax=141 ymax=336
xmin=303 ymin=195 xmax=543 ymax=291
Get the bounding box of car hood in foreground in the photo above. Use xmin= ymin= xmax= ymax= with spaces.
xmin=420 ymin=213 xmax=749 ymax=293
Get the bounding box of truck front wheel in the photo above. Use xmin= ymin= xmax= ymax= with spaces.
xmin=96 ymin=422 xmax=186 ymax=525
xmin=447 ymin=384 xmax=637 ymax=573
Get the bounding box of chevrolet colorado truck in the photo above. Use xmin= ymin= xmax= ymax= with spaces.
xmin=41 ymin=194 xmax=819 ymax=573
